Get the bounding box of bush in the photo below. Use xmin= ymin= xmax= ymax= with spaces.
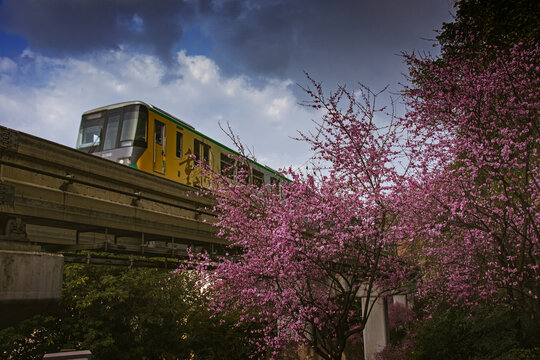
xmin=378 ymin=303 xmax=540 ymax=360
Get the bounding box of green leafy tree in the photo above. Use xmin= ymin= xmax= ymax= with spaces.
xmin=0 ymin=261 xmax=256 ymax=359
xmin=437 ymin=0 xmax=539 ymax=54
xmin=401 ymin=304 xmax=539 ymax=360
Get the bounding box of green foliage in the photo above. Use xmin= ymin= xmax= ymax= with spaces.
xmin=392 ymin=304 xmax=540 ymax=360
xmin=494 ymin=348 xmax=540 ymax=360
xmin=60 ymin=264 xmax=189 ymax=358
xmin=438 ymin=0 xmax=539 ymax=54
xmin=0 ymin=315 xmax=59 ymax=360
xmin=0 ymin=261 xmax=256 ymax=359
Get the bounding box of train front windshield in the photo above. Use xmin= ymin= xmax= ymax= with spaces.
xmin=76 ymin=104 xmax=148 ymax=153
xmin=77 ymin=112 xmax=104 ymax=150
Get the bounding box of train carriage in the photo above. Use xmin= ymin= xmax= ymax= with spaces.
xmin=76 ymin=101 xmax=283 ymax=187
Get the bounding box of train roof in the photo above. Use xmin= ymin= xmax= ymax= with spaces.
xmin=82 ymin=100 xmax=195 ymax=130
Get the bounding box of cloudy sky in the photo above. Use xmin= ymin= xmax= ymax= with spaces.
xmin=0 ymin=0 xmax=454 ymax=170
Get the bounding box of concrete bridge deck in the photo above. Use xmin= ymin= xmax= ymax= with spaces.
xmin=0 ymin=125 xmax=224 ymax=256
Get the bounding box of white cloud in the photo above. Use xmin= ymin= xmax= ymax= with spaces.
xmin=0 ymin=57 xmax=17 ymax=73
xmin=0 ymin=49 xmax=314 ymax=170
xmin=177 ymin=51 xmax=219 ymax=84
xmin=266 ymin=96 xmax=293 ymax=123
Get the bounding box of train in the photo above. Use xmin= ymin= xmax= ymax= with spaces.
xmin=75 ymin=101 xmax=283 ymax=187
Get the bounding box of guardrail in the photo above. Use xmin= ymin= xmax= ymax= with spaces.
xmin=0 ymin=125 xmax=222 ymax=256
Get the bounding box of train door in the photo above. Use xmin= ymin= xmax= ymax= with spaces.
xmin=153 ymin=120 xmax=166 ymax=174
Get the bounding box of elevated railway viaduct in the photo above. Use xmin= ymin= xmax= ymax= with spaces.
xmin=0 ymin=125 xmax=222 ymax=255
xmin=0 ymin=125 xmax=391 ymax=359
xmin=0 ymin=125 xmax=222 ymax=326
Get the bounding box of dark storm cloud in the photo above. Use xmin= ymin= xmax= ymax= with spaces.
xmin=0 ymin=0 xmax=453 ymax=87
xmin=198 ymin=0 xmax=453 ymax=88
xmin=0 ymin=0 xmax=195 ymax=60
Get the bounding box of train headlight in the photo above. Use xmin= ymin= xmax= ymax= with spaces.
xmin=118 ymin=157 xmax=132 ymax=166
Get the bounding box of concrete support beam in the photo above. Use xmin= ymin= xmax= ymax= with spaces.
xmin=363 ymin=296 xmax=389 ymax=360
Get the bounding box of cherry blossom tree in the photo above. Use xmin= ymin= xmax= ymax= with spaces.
xmin=400 ymin=40 xmax=539 ymax=322
xmin=190 ymin=78 xmax=416 ymax=359
xmin=185 ymin=29 xmax=538 ymax=358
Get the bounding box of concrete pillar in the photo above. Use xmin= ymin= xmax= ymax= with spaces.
xmin=363 ymin=296 xmax=389 ymax=360
xmin=393 ymin=294 xmax=413 ymax=309
xmin=0 ymin=250 xmax=63 ymax=303
xmin=0 ymin=250 xmax=63 ymax=327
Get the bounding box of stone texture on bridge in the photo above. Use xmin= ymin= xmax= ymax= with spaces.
xmin=0 ymin=250 xmax=63 ymax=328
xmin=0 ymin=250 xmax=63 ymax=303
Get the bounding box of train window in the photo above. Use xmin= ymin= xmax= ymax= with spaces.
xmin=79 ymin=126 xmax=101 ymax=146
xmin=103 ymin=113 xmax=120 ymax=150
xmin=155 ymin=120 xmax=165 ymax=145
xmin=202 ymin=143 xmax=210 ymax=163
xmin=176 ymin=132 xmax=183 ymax=158
xmin=220 ymin=153 xmax=235 ymax=177
xmin=77 ymin=117 xmax=104 ymax=150
xmin=194 ymin=139 xmax=200 ymax=160
xmin=236 ymin=160 xmax=250 ymax=182
xmin=193 ymin=139 xmax=210 ymax=163
xmin=252 ymin=169 xmax=264 ymax=187
xmin=120 ymin=106 xmax=147 ymax=147
xmin=270 ymin=177 xmax=281 ymax=193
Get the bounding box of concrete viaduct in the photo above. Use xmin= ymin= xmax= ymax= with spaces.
xmin=0 ymin=125 xmax=393 ymax=359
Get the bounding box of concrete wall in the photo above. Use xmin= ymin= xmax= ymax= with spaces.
xmin=0 ymin=249 xmax=63 ymax=327
xmin=0 ymin=250 xmax=63 ymax=303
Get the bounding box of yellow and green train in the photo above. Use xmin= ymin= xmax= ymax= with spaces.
xmin=76 ymin=101 xmax=283 ymax=187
